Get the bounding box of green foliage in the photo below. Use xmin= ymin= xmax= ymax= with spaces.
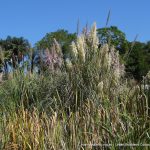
xmin=36 ymin=29 xmax=76 ymax=56
xmin=0 ymin=36 xmax=30 ymax=56
xmin=97 ymin=26 xmax=129 ymax=55
xmin=126 ymin=42 xmax=150 ymax=80
xmin=0 ymin=23 xmax=149 ymax=149
xmin=97 ymin=26 xmax=150 ymax=80
xmin=0 ymin=36 xmax=30 ymax=69
xmin=0 ymin=22 xmax=149 ymax=149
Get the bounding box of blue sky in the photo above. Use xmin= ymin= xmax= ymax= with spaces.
xmin=0 ymin=0 xmax=150 ymax=46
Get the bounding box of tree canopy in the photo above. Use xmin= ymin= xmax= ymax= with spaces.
xmin=0 ymin=36 xmax=30 ymax=71
xmin=125 ymin=41 xmax=150 ymax=80
xmin=35 ymin=29 xmax=76 ymax=55
xmin=97 ymin=26 xmax=129 ymax=55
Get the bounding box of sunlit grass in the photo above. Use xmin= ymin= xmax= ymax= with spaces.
xmin=0 ymin=23 xmax=149 ymax=150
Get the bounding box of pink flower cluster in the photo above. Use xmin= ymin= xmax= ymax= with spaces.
xmin=44 ymin=47 xmax=63 ymax=70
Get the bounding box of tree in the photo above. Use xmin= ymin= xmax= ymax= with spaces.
xmin=97 ymin=26 xmax=150 ymax=80
xmin=126 ymin=42 xmax=150 ymax=80
xmin=0 ymin=36 xmax=30 ymax=70
xmin=35 ymin=29 xmax=76 ymax=56
xmin=97 ymin=26 xmax=129 ymax=56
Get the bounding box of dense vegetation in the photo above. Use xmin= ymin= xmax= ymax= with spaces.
xmin=1 ymin=25 xmax=149 ymax=80
xmin=0 ymin=23 xmax=149 ymax=149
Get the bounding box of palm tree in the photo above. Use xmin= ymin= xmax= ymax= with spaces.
xmin=0 ymin=36 xmax=30 ymax=71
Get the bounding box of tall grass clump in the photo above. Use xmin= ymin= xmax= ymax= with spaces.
xmin=0 ymin=23 xmax=149 ymax=149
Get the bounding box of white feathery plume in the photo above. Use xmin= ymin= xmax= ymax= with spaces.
xmin=65 ymin=58 xmax=72 ymax=70
xmin=88 ymin=22 xmax=99 ymax=50
xmin=100 ymin=44 xmax=109 ymax=70
xmin=71 ymin=41 xmax=78 ymax=60
xmin=76 ymin=35 xmax=86 ymax=63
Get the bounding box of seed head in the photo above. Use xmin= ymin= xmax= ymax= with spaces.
xmin=71 ymin=41 xmax=78 ymax=60
xmin=65 ymin=58 xmax=72 ymax=70
xmin=88 ymin=22 xmax=99 ymax=50
xmin=76 ymin=35 xmax=86 ymax=63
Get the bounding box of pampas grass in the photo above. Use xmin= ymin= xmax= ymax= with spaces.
xmin=0 ymin=23 xmax=149 ymax=150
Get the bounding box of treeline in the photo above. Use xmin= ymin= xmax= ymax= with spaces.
xmin=0 ymin=26 xmax=150 ymax=80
